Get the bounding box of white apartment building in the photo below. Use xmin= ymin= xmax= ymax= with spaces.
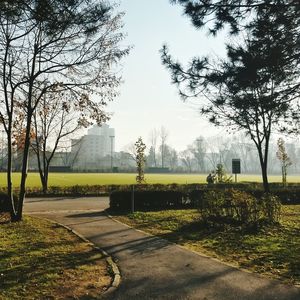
xmin=71 ymin=124 xmax=115 ymax=170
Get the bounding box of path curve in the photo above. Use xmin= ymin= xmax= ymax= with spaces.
xmin=25 ymin=197 xmax=300 ymax=300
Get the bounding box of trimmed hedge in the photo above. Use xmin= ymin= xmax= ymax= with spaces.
xmin=110 ymin=190 xmax=185 ymax=210
xmin=109 ymin=185 xmax=300 ymax=211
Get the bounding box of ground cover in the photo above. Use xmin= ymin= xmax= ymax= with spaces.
xmin=1 ymin=172 xmax=300 ymax=187
xmin=112 ymin=205 xmax=300 ymax=286
xmin=0 ymin=216 xmax=111 ymax=300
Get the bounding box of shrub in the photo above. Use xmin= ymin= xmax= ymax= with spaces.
xmin=0 ymin=192 xmax=12 ymax=212
xmin=199 ymin=189 xmax=281 ymax=227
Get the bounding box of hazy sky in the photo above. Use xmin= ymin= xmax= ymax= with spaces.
xmin=105 ymin=0 xmax=229 ymax=152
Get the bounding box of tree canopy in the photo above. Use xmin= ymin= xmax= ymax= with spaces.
xmin=0 ymin=0 xmax=129 ymax=221
xmin=162 ymin=0 xmax=300 ymax=191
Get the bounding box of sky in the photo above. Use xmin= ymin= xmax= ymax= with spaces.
xmin=103 ymin=0 xmax=229 ymax=152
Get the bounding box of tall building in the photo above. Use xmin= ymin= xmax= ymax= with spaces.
xmin=71 ymin=124 xmax=115 ymax=170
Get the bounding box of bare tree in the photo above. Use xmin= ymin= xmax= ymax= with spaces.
xmin=189 ymin=136 xmax=206 ymax=173
xmin=180 ymin=149 xmax=193 ymax=173
xmin=0 ymin=0 xmax=129 ymax=221
xmin=149 ymin=128 xmax=158 ymax=167
xmin=32 ymin=91 xmax=105 ymax=193
xmin=276 ymin=138 xmax=292 ymax=187
xmin=160 ymin=126 xmax=169 ymax=168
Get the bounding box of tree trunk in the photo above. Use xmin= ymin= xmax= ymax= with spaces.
xmin=15 ymin=115 xmax=32 ymax=221
xmin=256 ymin=143 xmax=270 ymax=193
xmin=261 ymin=161 xmax=270 ymax=193
xmin=7 ymin=130 xmax=17 ymax=221
xmin=42 ymin=164 xmax=49 ymax=194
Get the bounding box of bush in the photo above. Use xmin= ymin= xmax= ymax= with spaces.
xmin=110 ymin=190 xmax=184 ymax=211
xmin=0 ymin=192 xmax=12 ymax=212
xmin=199 ymin=189 xmax=281 ymax=227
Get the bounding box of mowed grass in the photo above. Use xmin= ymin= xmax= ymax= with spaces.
xmin=113 ymin=205 xmax=300 ymax=285
xmin=0 ymin=216 xmax=111 ymax=300
xmin=1 ymin=172 xmax=300 ymax=187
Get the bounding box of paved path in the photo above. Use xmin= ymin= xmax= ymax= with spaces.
xmin=24 ymin=197 xmax=300 ymax=300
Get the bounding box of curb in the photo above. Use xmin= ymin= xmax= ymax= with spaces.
xmin=34 ymin=216 xmax=121 ymax=295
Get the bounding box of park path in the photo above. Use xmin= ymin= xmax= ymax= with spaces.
xmin=24 ymin=197 xmax=300 ymax=300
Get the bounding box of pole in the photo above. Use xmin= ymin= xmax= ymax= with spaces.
xmin=235 ymin=173 xmax=237 ymax=183
xmin=131 ymin=185 xmax=135 ymax=213
xmin=109 ymin=135 xmax=114 ymax=172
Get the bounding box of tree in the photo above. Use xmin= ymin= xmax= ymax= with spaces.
xmin=276 ymin=138 xmax=292 ymax=187
xmin=0 ymin=0 xmax=129 ymax=221
xmin=135 ymin=137 xmax=146 ymax=184
xmin=189 ymin=137 xmax=206 ymax=172
xmin=160 ymin=126 xmax=169 ymax=168
xmin=149 ymin=128 xmax=159 ymax=167
xmin=180 ymin=149 xmax=194 ymax=173
xmin=32 ymin=90 xmax=108 ymax=193
xmin=170 ymin=1 xmax=300 ymax=36
xmin=161 ymin=6 xmax=300 ymax=192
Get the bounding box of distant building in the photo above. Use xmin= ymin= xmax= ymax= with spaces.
xmin=71 ymin=124 xmax=115 ymax=171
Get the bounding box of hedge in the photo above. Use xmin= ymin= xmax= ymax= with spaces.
xmin=0 ymin=192 xmax=12 ymax=212
xmin=109 ymin=185 xmax=300 ymax=211
xmin=110 ymin=190 xmax=185 ymax=210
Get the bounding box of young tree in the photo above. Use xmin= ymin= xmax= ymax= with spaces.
xmin=0 ymin=0 xmax=129 ymax=221
xmin=276 ymin=138 xmax=292 ymax=187
xmin=161 ymin=8 xmax=300 ymax=192
xmin=135 ymin=137 xmax=146 ymax=184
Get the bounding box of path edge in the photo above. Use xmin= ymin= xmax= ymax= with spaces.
xmin=105 ymin=211 xmax=300 ymax=289
xmin=34 ymin=216 xmax=121 ymax=296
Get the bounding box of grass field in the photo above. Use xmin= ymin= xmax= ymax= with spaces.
xmin=1 ymin=172 xmax=300 ymax=187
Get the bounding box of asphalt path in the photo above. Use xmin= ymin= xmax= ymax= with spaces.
xmin=24 ymin=197 xmax=300 ymax=300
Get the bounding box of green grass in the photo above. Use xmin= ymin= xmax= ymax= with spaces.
xmin=0 ymin=216 xmax=111 ymax=299
xmin=112 ymin=205 xmax=300 ymax=285
xmin=1 ymin=172 xmax=300 ymax=187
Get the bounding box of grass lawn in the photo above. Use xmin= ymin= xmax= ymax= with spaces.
xmin=1 ymin=172 xmax=300 ymax=187
xmin=112 ymin=205 xmax=300 ymax=286
xmin=0 ymin=216 xmax=111 ymax=300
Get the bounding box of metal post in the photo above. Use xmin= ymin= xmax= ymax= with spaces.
xmin=109 ymin=135 xmax=115 ymax=172
xmin=235 ymin=173 xmax=237 ymax=183
xmin=131 ymin=185 xmax=135 ymax=213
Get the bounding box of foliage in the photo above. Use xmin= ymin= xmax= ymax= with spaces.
xmin=200 ymin=189 xmax=281 ymax=227
xmin=135 ymin=137 xmax=147 ymax=184
xmin=276 ymin=138 xmax=292 ymax=187
xmin=170 ymin=1 xmax=300 ymax=36
xmin=163 ymin=1 xmax=300 ymax=194
xmin=215 ymin=164 xmax=232 ymax=183
xmin=0 ymin=0 xmax=128 ymax=221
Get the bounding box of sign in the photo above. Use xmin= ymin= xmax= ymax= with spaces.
xmin=232 ymin=159 xmax=241 ymax=174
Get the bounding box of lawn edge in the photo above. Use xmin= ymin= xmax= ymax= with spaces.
xmin=106 ymin=210 xmax=300 ymax=289
xmin=31 ymin=216 xmax=121 ymax=296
